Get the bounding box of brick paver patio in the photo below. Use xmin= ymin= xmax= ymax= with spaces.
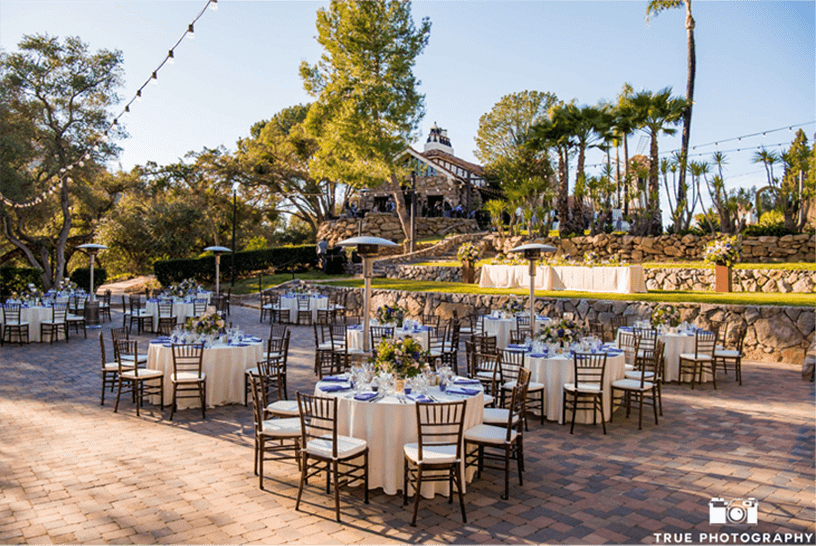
xmin=1 ymin=304 xmax=813 ymax=544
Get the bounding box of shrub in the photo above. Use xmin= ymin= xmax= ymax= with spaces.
xmin=70 ymin=267 xmax=108 ymax=293
xmin=153 ymin=245 xmax=316 ymax=286
xmin=743 ymin=224 xmax=797 ymax=237
xmin=1 ymin=267 xmax=44 ymax=299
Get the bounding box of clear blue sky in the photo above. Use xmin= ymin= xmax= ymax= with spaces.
xmin=2 ymin=0 xmax=814 ymax=217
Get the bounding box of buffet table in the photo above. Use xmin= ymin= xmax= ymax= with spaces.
xmin=479 ymin=264 xmax=646 ymax=294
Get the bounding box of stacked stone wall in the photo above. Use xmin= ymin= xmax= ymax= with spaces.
xmin=490 ymin=233 xmax=815 ymax=263
xmin=308 ymin=282 xmax=813 ymax=364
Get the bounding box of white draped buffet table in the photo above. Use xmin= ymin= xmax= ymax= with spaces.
xmin=314 ymin=378 xmax=484 ymax=498
xmin=480 ymin=264 xmax=646 ymax=294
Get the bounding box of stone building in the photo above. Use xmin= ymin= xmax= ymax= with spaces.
xmin=357 ymin=123 xmax=486 ymax=218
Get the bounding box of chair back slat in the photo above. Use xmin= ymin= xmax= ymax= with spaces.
xmin=297 ymin=393 xmax=338 ymax=457
xmin=3 ymin=304 xmax=21 ymax=323
xmin=633 ymin=327 xmax=658 ymax=352
xmin=51 ymin=302 xmax=68 ymax=322
xmin=694 ymin=330 xmax=716 ymax=358
xmin=500 ymin=349 xmax=525 ymax=384
xmin=573 ymin=352 xmax=607 ymax=387
xmin=193 ymin=299 xmax=208 ymax=316
xmin=115 ymin=339 xmax=139 ymax=375
xmin=171 ymin=343 xmax=204 ymax=377
xmin=415 ymin=400 xmax=467 ymax=462
xmin=471 ymin=333 xmax=497 ymax=355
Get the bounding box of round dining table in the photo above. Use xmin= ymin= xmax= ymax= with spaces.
xmin=345 ymin=323 xmax=432 ymax=351
xmin=314 ymin=376 xmax=485 ymax=498
xmin=146 ymin=336 xmax=263 ymax=408
xmin=616 ymin=327 xmax=704 ymax=383
xmin=482 ymin=314 xmax=550 ymax=350
xmin=279 ymin=294 xmax=329 ymax=323
xmin=1 ymin=304 xmax=67 ymax=343
xmin=512 ymin=347 xmax=626 ymax=424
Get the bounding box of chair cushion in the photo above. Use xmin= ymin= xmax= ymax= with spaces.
xmin=476 ymin=371 xmax=496 ymax=380
xmin=714 ymin=349 xmax=741 ymax=358
xmin=261 ymin=417 xmax=301 ymax=438
xmin=40 ymin=320 xmax=64 ymax=325
xmin=563 ymin=382 xmax=601 ymax=393
xmin=263 ymin=351 xmax=283 ymax=359
xmin=482 ymin=407 xmax=512 ymax=425
xmin=67 ymin=314 xmax=85 ymax=321
xmin=121 ymin=353 xmax=148 ymax=364
xmin=403 ymin=442 xmax=458 ymax=465
xmin=679 ymin=353 xmax=712 ymax=361
xmin=103 ymin=361 xmax=134 ymax=371
xmin=306 ymin=434 xmax=367 ymax=459
xmin=316 ymin=343 xmax=333 ymax=351
xmin=612 ymin=378 xmax=655 ymax=391
xmin=483 ymin=394 xmax=495 ymax=406
xmin=121 ymin=369 xmax=163 ymax=379
xmin=267 ymin=400 xmax=299 ymax=417
xmin=502 ymin=380 xmax=545 ymax=392
xmin=624 ymin=370 xmax=655 ymax=380
xmin=464 ymin=424 xmax=517 ymax=445
xmin=171 ymin=371 xmax=206 ymax=383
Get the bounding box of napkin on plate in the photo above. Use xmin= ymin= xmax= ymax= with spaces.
xmin=604 ymin=349 xmax=623 ymax=356
xmin=151 ymin=337 xmax=171 ymax=344
xmin=407 ymin=394 xmax=432 ymax=403
xmin=322 ymin=375 xmax=348 ymax=382
xmin=505 ymin=344 xmax=527 ymax=351
xmin=528 ymin=353 xmax=548 ymax=358
xmin=319 ymin=384 xmax=350 ymax=393
xmin=353 ymin=392 xmax=378 ymax=401
xmin=245 ymin=336 xmax=262 ymax=342
xmin=230 ymin=343 xmax=251 ymax=347
xmin=445 ymin=387 xmax=479 ymax=396
xmin=454 ymin=378 xmax=480 ymax=385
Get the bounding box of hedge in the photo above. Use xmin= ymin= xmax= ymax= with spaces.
xmin=153 ymin=245 xmax=316 ymax=286
xmin=1 ymin=267 xmax=44 ymax=298
xmin=70 ymin=267 xmax=108 ymax=293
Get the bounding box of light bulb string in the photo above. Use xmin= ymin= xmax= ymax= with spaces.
xmin=1 ymin=0 xmax=217 ymax=209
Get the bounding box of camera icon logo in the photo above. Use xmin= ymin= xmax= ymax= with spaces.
xmin=709 ymin=497 xmax=758 ymax=525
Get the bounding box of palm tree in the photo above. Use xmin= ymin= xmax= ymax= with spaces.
xmin=530 ymin=103 xmax=576 ymax=236
xmin=753 ymin=148 xmax=779 ymax=187
xmin=647 ymin=0 xmax=696 ymax=228
xmin=624 ymin=88 xmax=687 ymax=234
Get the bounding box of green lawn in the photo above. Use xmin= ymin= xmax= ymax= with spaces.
xmin=318 ymin=278 xmax=815 ymax=307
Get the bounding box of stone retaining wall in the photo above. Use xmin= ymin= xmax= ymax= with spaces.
xmin=316 ymin=214 xmax=478 ymax=247
xmin=308 ymin=282 xmax=813 ymax=364
xmin=645 ymin=268 xmax=815 ymax=293
xmin=490 ymin=233 xmax=815 ymax=263
xmin=382 ymin=263 xmax=815 ymax=294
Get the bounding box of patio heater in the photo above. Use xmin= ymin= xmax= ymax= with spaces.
xmin=76 ymin=243 xmax=108 ymax=329
xmin=509 ymin=243 xmax=556 ymax=336
xmin=203 ymin=246 xmax=232 ymax=296
xmin=336 ymin=236 xmax=398 ymax=353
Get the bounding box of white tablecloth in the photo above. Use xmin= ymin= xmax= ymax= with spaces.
xmin=525 ymin=350 xmax=626 ymax=424
xmin=479 ymin=264 xmax=646 ymax=294
xmin=482 ymin=315 xmax=550 ymax=350
xmin=345 ymin=325 xmax=432 ymax=352
xmin=1 ymin=306 xmax=66 ymax=343
xmin=145 ymin=301 xmax=199 ymax=328
xmin=315 ymin=380 xmax=484 ymax=498
xmin=279 ymin=294 xmax=329 ymax=323
xmin=146 ymin=340 xmax=263 ymax=408
xmin=616 ymin=328 xmax=703 ymax=383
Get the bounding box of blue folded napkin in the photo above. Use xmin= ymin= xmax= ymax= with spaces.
xmin=353 ymin=392 xmax=377 ymax=401
xmin=445 ymin=387 xmax=479 ymax=396
xmin=150 ymin=338 xmax=171 ymax=344
xmin=322 ymin=375 xmax=348 ymax=382
xmin=245 ymin=337 xmax=262 ymax=343
xmin=454 ymin=378 xmax=480 ymax=385
xmin=604 ymin=349 xmax=623 ymax=356
xmin=506 ymin=344 xmax=527 ymax=351
xmin=147 ymin=298 xmax=157 ymax=303
xmin=407 ymin=394 xmax=432 ymax=403
xmin=620 ymin=326 xmax=633 ymax=332
xmin=320 ymin=384 xmax=350 ymax=393
xmin=162 ymin=344 xmax=173 ymax=348
xmin=528 ymin=353 xmax=548 ymax=358
xmin=230 ymin=343 xmax=250 ymax=347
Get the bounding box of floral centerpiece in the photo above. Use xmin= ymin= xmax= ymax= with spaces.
xmin=456 ymin=242 xmax=480 ymax=264
xmin=184 ymin=311 xmax=226 ymax=337
xmin=583 ymin=252 xmax=600 ymax=266
xmin=489 ymin=252 xmax=526 ymax=266
xmin=291 ymin=285 xmax=311 ymax=295
xmin=372 ymin=336 xmax=427 ymax=379
xmin=539 ymin=318 xmax=586 ymax=345
xmin=500 ymin=298 xmax=525 ymax=316
xmin=375 ymin=303 xmax=405 ymax=327
xmin=58 ymin=278 xmax=77 ymax=292
xmin=22 ymin=284 xmax=40 ymax=302
xmin=704 ymin=236 xmax=741 ymax=267
xmin=650 ymin=305 xmax=680 ymax=329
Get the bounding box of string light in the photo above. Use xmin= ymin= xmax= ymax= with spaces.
xmin=0 ymin=0 xmax=217 ymax=209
